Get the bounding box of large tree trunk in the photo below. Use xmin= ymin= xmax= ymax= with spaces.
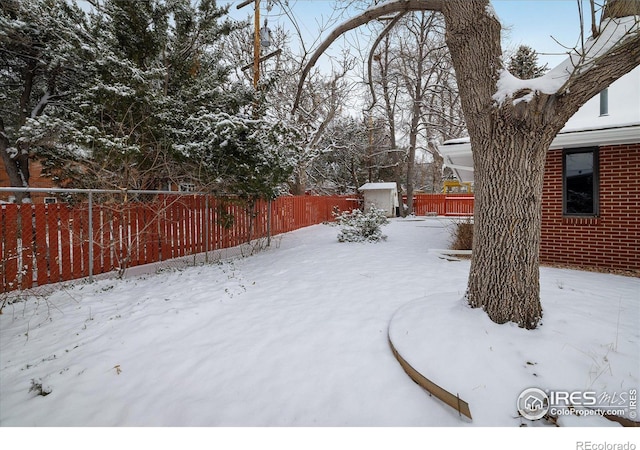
xmin=0 ymin=57 xmax=38 ymax=203
xmin=290 ymin=166 xmax=307 ymax=195
xmin=467 ymin=131 xmax=553 ymax=329
xmin=0 ymin=118 xmax=29 ymax=203
xmin=442 ymin=1 xmax=548 ymax=328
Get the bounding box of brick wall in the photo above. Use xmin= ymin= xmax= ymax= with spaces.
xmin=540 ymin=142 xmax=640 ymax=273
xmin=0 ymin=158 xmax=57 ymax=203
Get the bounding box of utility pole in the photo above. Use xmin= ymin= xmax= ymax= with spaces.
xmin=252 ymin=0 xmax=260 ymax=88
xmin=238 ymin=0 xmax=281 ymax=89
xmin=237 ymin=0 xmax=261 ymax=88
xmin=368 ymin=113 xmax=373 ymax=183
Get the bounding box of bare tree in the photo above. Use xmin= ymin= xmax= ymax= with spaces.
xmin=294 ymin=0 xmax=640 ymax=329
xmin=227 ymin=4 xmax=357 ymax=196
xmin=369 ymin=25 xmax=406 ymax=212
xmin=308 ymin=116 xmax=368 ymax=193
xmin=395 ymin=11 xmax=448 ymax=213
xmin=366 ymin=9 xmax=464 ymax=212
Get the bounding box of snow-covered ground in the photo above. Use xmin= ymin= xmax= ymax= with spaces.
xmin=1 ymin=218 xmax=638 ymax=446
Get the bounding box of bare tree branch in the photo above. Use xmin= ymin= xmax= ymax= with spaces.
xmin=554 ymin=25 xmax=640 ymax=124
xmin=366 ymin=13 xmax=406 ymax=109
xmin=590 ymin=0 xmax=599 ymax=38
xmin=292 ymin=0 xmax=444 ymax=113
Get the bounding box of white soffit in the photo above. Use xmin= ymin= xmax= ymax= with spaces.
xmin=550 ymin=123 xmax=640 ymax=149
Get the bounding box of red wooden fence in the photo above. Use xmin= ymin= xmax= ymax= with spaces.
xmin=1 ymin=193 xmax=474 ymax=293
xmin=1 ymin=195 xmax=359 ymax=293
xmin=409 ymin=194 xmax=474 ymax=216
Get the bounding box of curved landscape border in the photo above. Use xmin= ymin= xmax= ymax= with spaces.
xmin=388 ymin=307 xmax=473 ymax=420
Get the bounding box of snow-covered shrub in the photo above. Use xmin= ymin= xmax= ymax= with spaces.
xmin=334 ymin=207 xmax=389 ymax=243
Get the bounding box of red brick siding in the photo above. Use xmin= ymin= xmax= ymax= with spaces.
xmin=540 ymin=143 xmax=640 ymax=272
xmin=0 ymin=158 xmax=57 ymax=203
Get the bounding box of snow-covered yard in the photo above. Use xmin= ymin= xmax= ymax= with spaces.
xmin=1 ymin=218 xmax=638 ymax=437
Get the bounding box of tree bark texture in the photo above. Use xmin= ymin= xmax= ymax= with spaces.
xmin=442 ymin=1 xmax=549 ymax=328
xmin=0 ymin=118 xmax=29 ymax=202
xmin=467 ymin=130 xmax=553 ymax=328
xmin=441 ymin=1 xmax=562 ymax=328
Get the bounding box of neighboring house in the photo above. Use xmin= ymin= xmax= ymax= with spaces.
xmin=0 ymin=158 xmax=58 ymax=204
xmin=439 ymin=66 xmax=640 ymax=273
xmin=0 ymin=156 xmax=194 ymax=202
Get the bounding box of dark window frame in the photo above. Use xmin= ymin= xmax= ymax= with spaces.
xmin=562 ymin=147 xmax=600 ymax=217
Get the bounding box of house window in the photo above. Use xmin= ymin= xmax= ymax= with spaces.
xmin=599 ymin=88 xmax=609 ymax=116
xmin=44 ymin=197 xmax=57 ymax=204
xmin=178 ymin=183 xmax=196 ymax=192
xmin=563 ymin=148 xmax=599 ymax=216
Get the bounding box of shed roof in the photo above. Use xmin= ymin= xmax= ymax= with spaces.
xmin=359 ymin=182 xmax=397 ymax=191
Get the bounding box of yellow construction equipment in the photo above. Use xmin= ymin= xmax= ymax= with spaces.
xmin=443 ymin=180 xmax=473 ymax=194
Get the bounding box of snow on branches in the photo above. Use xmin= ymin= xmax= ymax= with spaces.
xmin=493 ymin=16 xmax=639 ymax=107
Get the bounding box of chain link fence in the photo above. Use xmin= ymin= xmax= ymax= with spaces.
xmin=1 ymin=188 xmax=360 ymax=300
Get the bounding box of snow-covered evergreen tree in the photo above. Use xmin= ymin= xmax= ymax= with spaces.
xmin=507 ymin=45 xmax=548 ymax=79
xmin=1 ymin=0 xmax=297 ymax=199
xmin=0 ymin=0 xmax=89 ymax=201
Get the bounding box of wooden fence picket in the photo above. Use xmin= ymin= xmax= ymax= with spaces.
xmin=69 ymin=206 xmax=84 ymax=279
xmin=190 ymin=196 xmax=198 ymax=255
xmin=19 ymin=204 xmax=34 ymax=290
xmin=105 ymin=206 xmax=115 ymax=273
xmin=47 ymin=203 xmax=61 ymax=283
xmin=169 ymin=200 xmax=176 ymax=258
xmin=33 ymin=204 xmax=49 ymax=286
xmin=2 ymin=205 xmax=19 ymax=292
xmin=193 ymin=196 xmax=202 ymax=255
xmin=92 ymin=205 xmax=104 ymax=275
xmin=58 ymin=204 xmax=72 ymax=282
xmin=159 ymin=197 xmax=170 ymax=261
xmin=148 ymin=203 xmax=160 ymax=264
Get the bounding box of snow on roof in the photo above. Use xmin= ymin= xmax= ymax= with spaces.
xmin=359 ymin=182 xmax=397 ymax=191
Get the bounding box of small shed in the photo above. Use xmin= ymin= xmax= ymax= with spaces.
xmin=359 ymin=182 xmax=399 ymax=217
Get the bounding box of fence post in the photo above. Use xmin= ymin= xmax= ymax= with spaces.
xmin=88 ymin=191 xmax=94 ymax=282
xmin=205 ymin=195 xmax=210 ymax=263
xmin=267 ymin=198 xmax=272 ymax=247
